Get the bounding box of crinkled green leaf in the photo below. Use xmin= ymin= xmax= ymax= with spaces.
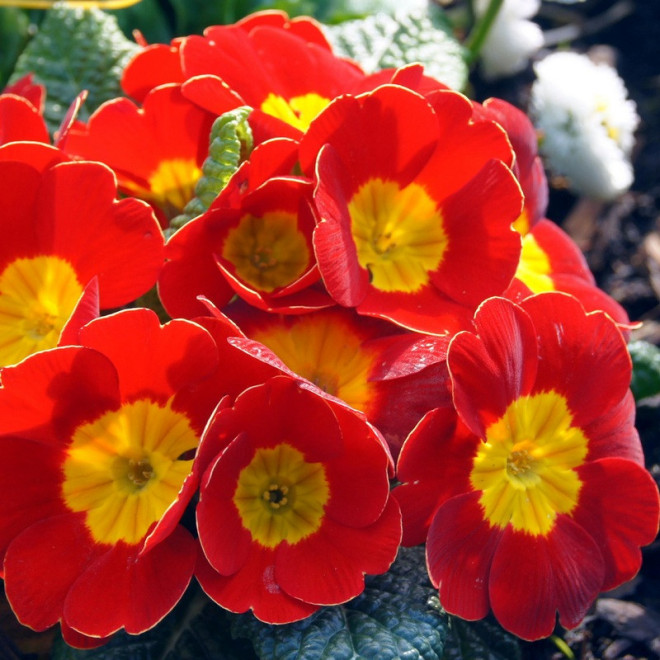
xmin=51 ymin=586 xmax=256 ymax=660
xmin=170 ymin=105 xmax=254 ymax=232
xmin=9 ymin=5 xmax=139 ymax=133
xmin=629 ymin=340 xmax=660 ymax=401
xmin=325 ymin=10 xmax=468 ymax=91
xmin=231 ymin=546 xmax=448 ymax=660
xmin=441 ymin=616 xmax=522 ymax=660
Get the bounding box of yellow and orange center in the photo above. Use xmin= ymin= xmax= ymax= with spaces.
xmin=514 ymin=233 xmax=555 ymax=293
xmin=470 ymin=391 xmax=588 ymax=536
xmin=0 ymin=255 xmax=84 ymax=367
xmin=250 ymin=313 xmax=376 ymax=412
xmin=121 ymin=158 xmax=202 ymax=220
xmin=233 ymin=443 xmax=329 ymax=548
xmin=221 ymin=211 xmax=310 ymax=293
xmin=62 ymin=398 xmax=199 ymax=546
xmin=260 ymin=93 xmax=331 ymax=133
xmin=348 ymin=178 xmax=448 ymax=293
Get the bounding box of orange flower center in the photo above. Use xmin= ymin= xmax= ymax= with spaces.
xmin=145 ymin=157 xmax=202 ymax=219
xmin=0 ymin=255 xmax=84 ymax=367
xmin=233 ymin=443 xmax=329 ymax=548
xmin=61 ymin=398 xmax=199 ymax=546
xmin=470 ymin=391 xmax=587 ymax=536
xmin=348 ymin=178 xmax=448 ymax=293
xmin=221 ymin=211 xmax=310 ymax=293
xmin=250 ymin=313 xmax=376 ymax=411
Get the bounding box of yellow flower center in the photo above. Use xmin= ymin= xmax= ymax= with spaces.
xmin=260 ymin=93 xmax=330 ymax=132
xmin=0 ymin=255 xmax=84 ymax=367
xmin=135 ymin=157 xmax=202 ymax=220
xmin=471 ymin=391 xmax=588 ymax=536
xmin=233 ymin=443 xmax=329 ymax=548
xmin=250 ymin=313 xmax=376 ymax=411
xmin=349 ymin=178 xmax=448 ymax=293
xmin=62 ymin=398 xmax=199 ymax=546
xmin=514 ymin=233 xmax=555 ymax=293
xmin=221 ymin=211 xmax=310 ymax=293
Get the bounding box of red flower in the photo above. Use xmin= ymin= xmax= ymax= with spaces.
xmin=0 ymin=309 xmax=231 ymax=641
xmin=506 ymin=218 xmax=631 ymax=327
xmin=195 ymin=375 xmax=402 ymax=624
xmin=65 ymin=84 xmax=216 ymax=227
xmin=0 ymin=142 xmax=163 ymax=366
xmin=300 ymin=85 xmax=523 ymax=334
xmin=158 ymin=137 xmax=333 ymax=317
xmin=394 ymin=293 xmax=659 ymax=640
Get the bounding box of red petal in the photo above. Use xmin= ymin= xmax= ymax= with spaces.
xmin=80 ymin=309 xmax=218 ymax=413
xmin=448 ymin=297 xmax=538 ymax=437
xmin=426 ymin=492 xmax=502 ymax=621
xmin=0 ymin=438 xmax=65 ymax=564
xmin=64 ymin=526 xmax=196 ymax=637
xmin=4 ymin=514 xmax=104 ymax=631
xmin=60 ymin=621 xmax=112 ymax=649
xmin=429 ymin=161 xmax=522 ymax=306
xmin=0 ymin=346 xmax=120 ymax=442
xmin=276 ymin=498 xmax=401 ymax=605
xmin=395 ymin=407 xmax=478 ymax=545
xmin=197 ymin=437 xmax=255 ymax=576
xmin=574 ymin=458 xmax=660 ymax=590
xmin=489 ymin=516 xmax=604 ymax=640
xmin=521 ymin=293 xmax=631 ymax=429
xmin=58 ymin=277 xmax=100 ymax=346
xmin=0 ymin=94 xmax=49 ymax=144
xmin=196 ymin=544 xmax=319 ymax=623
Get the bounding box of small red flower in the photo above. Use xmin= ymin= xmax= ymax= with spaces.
xmin=301 ymin=85 xmax=523 ymax=334
xmin=0 ymin=309 xmax=232 ymax=641
xmin=0 ymin=142 xmax=163 ymax=366
xmin=158 ymin=137 xmax=332 ymax=317
xmin=65 ymin=84 xmax=216 ymax=227
xmin=195 ymin=375 xmax=402 ymax=624
xmin=394 ymin=293 xmax=659 ymax=640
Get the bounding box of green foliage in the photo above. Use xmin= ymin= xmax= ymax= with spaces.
xmin=114 ymin=0 xmax=173 ymax=45
xmin=9 ymin=5 xmax=139 ymax=133
xmin=325 ymin=9 xmax=469 ymax=91
xmin=232 ymin=546 xmax=448 ymax=659
xmin=442 ymin=615 xmax=522 ymax=660
xmin=170 ymin=106 xmax=254 ymax=232
xmin=629 ymin=340 xmax=660 ymax=401
xmin=0 ymin=7 xmax=30 ymax=89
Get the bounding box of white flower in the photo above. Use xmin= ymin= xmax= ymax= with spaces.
xmin=475 ymin=0 xmax=544 ymax=80
xmin=531 ymin=51 xmax=639 ymax=201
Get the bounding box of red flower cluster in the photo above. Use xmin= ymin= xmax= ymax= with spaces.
xmin=0 ymin=9 xmax=657 ymax=649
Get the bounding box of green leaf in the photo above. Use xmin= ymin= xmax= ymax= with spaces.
xmin=231 ymin=546 xmax=448 ymax=659
xmin=9 ymin=5 xmax=139 ymax=133
xmin=0 ymin=7 xmax=30 ymax=88
xmin=629 ymin=340 xmax=660 ymax=401
xmin=442 ymin=616 xmax=522 ymax=660
xmin=51 ymin=585 xmax=257 ymax=660
xmin=170 ymin=105 xmax=254 ymax=232
xmin=325 ymin=10 xmax=468 ymax=91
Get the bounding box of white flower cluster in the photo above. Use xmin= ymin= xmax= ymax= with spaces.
xmin=475 ymin=0 xmax=544 ymax=80
xmin=531 ymin=51 xmax=640 ymax=201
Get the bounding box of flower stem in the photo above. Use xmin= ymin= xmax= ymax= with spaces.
xmin=465 ymin=0 xmax=505 ymax=64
